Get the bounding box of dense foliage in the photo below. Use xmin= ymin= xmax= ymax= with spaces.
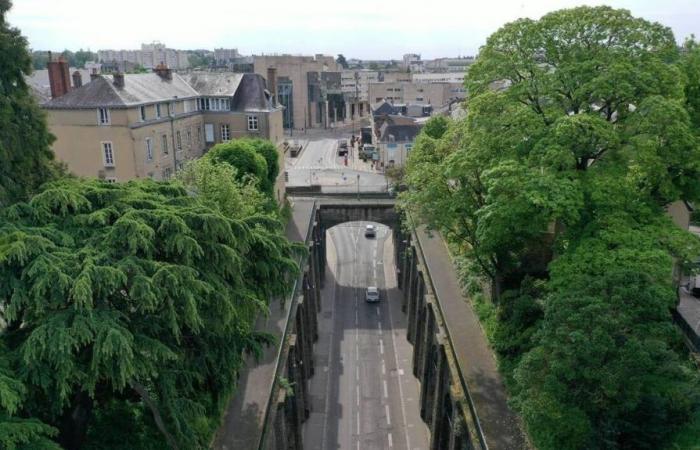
xmin=401 ymin=6 xmax=700 ymax=449
xmin=0 ymin=0 xmax=59 ymax=207
xmin=0 ymin=157 xmax=299 ymax=449
xmin=206 ymin=139 xmax=278 ymax=196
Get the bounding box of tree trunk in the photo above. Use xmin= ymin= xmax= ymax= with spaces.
xmin=58 ymin=390 xmax=93 ymax=450
xmin=131 ymin=381 xmax=180 ymax=450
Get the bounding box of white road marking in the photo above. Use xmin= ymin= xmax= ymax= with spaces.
xmin=385 ymin=404 xmax=391 ymax=426
xmin=356 ymin=385 xmax=360 ymax=406
xmin=379 ymin=339 xmax=384 ymax=355
xmin=388 ymin=433 xmax=393 ymax=448
xmin=356 ymin=411 xmax=360 ymax=434
xmin=382 ymin=360 xmax=386 ymax=375
xmin=356 ymin=365 xmax=359 ymax=381
xmin=383 ymin=380 xmax=388 ymax=398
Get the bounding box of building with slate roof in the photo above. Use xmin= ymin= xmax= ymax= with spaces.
xmin=42 ymin=59 xmax=284 ymax=198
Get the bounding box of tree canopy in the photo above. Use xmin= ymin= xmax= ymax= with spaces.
xmin=401 ymin=6 xmax=700 ymax=449
xmin=0 ymin=0 xmax=59 ymax=206
xmin=0 ymin=162 xmax=299 ymax=448
xmin=206 ymin=139 xmax=273 ymax=195
xmin=336 ymin=54 xmax=349 ymax=69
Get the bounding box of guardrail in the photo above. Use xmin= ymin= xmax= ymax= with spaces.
xmin=256 ymin=200 xmax=318 ymax=450
xmin=408 ymin=215 xmax=489 ymax=450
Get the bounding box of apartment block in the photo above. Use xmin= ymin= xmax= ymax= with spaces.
xmin=42 ymin=60 xmax=284 ymax=187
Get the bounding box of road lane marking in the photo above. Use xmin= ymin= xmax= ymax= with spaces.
xmin=382 ymin=360 xmax=386 ymax=375
xmin=385 ymin=404 xmax=391 ymax=426
xmin=356 ymin=365 xmax=359 ymax=381
xmin=388 ymin=433 xmax=393 ymax=448
xmin=356 ymin=410 xmax=360 ymax=434
xmin=379 ymin=339 xmax=384 ymax=355
xmin=383 ymin=380 xmax=388 ymax=398
xmin=356 ymin=385 xmax=360 ymax=406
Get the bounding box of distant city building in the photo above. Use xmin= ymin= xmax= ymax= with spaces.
xmin=253 ymin=54 xmax=367 ymax=130
xmin=424 ymin=56 xmax=475 ymax=73
xmin=97 ymin=42 xmax=190 ymax=70
xmin=402 ymin=53 xmax=424 ymax=73
xmin=214 ymin=48 xmax=241 ymax=64
xmin=368 ymin=80 xmax=465 ymax=106
xmin=370 ymin=101 xmax=427 ymax=168
xmin=412 ymin=72 xmax=466 ymax=84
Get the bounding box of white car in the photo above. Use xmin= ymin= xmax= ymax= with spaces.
xmin=365 ymin=224 xmax=376 ymax=238
xmin=365 ymin=286 xmax=380 ymax=303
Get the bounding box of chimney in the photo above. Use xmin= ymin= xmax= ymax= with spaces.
xmin=267 ymin=67 xmax=277 ymax=106
xmin=113 ymin=72 xmax=124 ymax=89
xmin=47 ymin=54 xmax=71 ymax=98
xmin=154 ymin=62 xmax=172 ymax=80
xmin=90 ymin=68 xmax=99 ymax=81
xmin=72 ymin=70 xmax=82 ymax=88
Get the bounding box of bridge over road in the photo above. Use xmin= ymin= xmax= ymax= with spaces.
xmin=212 ymin=196 xmax=528 ymax=450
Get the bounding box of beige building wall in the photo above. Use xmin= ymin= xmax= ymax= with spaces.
xmin=254 ymin=55 xmax=339 ymax=130
xmin=369 ymin=82 xmax=464 ymax=106
xmin=47 ymin=105 xmax=206 ymax=182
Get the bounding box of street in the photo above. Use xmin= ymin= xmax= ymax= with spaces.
xmin=286 ymin=134 xmax=389 ymax=193
xmin=303 ymin=222 xmax=430 ymax=450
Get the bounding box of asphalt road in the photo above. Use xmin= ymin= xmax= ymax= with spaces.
xmin=286 ymin=138 xmax=388 ymax=192
xmin=303 ymin=222 xmax=429 ymax=450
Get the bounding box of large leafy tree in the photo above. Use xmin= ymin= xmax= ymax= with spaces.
xmin=0 ymin=168 xmax=298 ymax=449
xmin=402 ymin=6 xmax=700 ymax=449
xmin=206 ymin=139 xmax=272 ymax=195
xmin=0 ymin=0 xmax=59 ymax=206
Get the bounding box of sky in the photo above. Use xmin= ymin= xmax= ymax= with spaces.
xmin=7 ymin=0 xmax=700 ymax=59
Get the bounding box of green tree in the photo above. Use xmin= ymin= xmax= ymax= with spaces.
xmin=0 ymin=173 xmax=298 ymax=448
xmin=336 ymin=54 xmax=349 ymax=69
xmin=422 ymin=116 xmax=449 ymax=139
xmin=681 ymin=37 xmax=700 ymax=130
xmin=402 ymin=6 xmax=700 ymax=449
xmin=248 ymin=138 xmax=280 ymax=190
xmin=207 ymin=139 xmax=272 ymax=195
xmin=0 ymin=0 xmax=58 ymax=206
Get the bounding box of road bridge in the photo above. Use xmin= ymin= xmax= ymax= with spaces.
xmin=213 ymin=196 xmax=527 ymax=450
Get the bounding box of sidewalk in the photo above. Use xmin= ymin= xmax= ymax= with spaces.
xmin=212 ymin=199 xmax=315 ymax=450
xmin=415 ymin=227 xmax=528 ymax=450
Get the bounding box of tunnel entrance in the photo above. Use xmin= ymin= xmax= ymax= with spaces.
xmin=302 ymin=215 xmax=430 ymax=450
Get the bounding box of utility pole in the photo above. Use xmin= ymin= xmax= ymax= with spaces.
xmin=353 ymin=71 xmax=359 ymax=138
xmin=357 ymin=174 xmax=360 ymax=200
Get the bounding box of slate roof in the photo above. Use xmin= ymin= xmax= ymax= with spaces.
xmin=232 ymin=74 xmax=275 ymax=112
xmin=181 ymin=72 xmax=244 ymax=96
xmin=43 ymin=73 xmax=200 ymax=109
xmin=377 ymin=114 xmax=423 ymax=143
xmin=42 ymin=71 xmax=277 ymax=113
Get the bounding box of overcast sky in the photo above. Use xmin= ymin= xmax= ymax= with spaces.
xmin=8 ymin=0 xmax=699 ymax=59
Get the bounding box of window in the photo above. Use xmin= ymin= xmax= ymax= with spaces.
xmin=205 ymin=124 xmax=214 ymax=143
xmin=145 ymin=138 xmax=153 ymax=161
xmin=221 ymin=124 xmax=230 ymax=142
xmin=98 ymin=108 xmax=110 ymax=125
xmin=139 ymin=106 xmax=146 ymax=121
xmin=161 ymin=134 xmax=169 ymax=155
xmin=102 ymin=142 xmax=114 ymax=167
xmin=186 ymin=128 xmax=192 ymax=147
xmin=169 ymin=102 xmax=175 ymax=116
xmin=176 ymin=131 xmax=182 ymax=150
xmin=247 ymin=115 xmax=259 ymax=131
xmin=184 ymin=100 xmax=190 ymax=113
xmin=416 ymin=97 xmax=424 ymax=101
xmin=197 ymin=126 xmax=202 ymax=144
xmin=163 ymin=167 xmax=172 ymax=179
xmin=156 ymin=104 xmax=162 ymax=118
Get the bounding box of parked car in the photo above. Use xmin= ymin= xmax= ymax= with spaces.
xmin=337 ymin=139 xmax=349 ymax=156
xmin=365 ymin=286 xmax=380 ymax=303
xmin=365 ymin=224 xmax=376 ymax=238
